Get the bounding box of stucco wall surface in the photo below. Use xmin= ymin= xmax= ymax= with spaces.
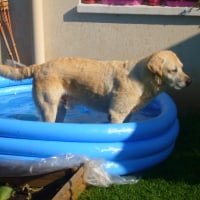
xmin=1 ymin=0 xmax=200 ymax=114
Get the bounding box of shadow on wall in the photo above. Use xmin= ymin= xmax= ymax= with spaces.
xmin=63 ymin=7 xmax=200 ymax=25
xmin=109 ymin=33 xmax=200 ymax=180
xmin=167 ymin=33 xmax=200 ymax=115
xmin=64 ymin=7 xmax=200 ymax=181
xmin=115 ymin=33 xmax=200 ymax=180
xmin=64 ymin=7 xmax=200 ymax=114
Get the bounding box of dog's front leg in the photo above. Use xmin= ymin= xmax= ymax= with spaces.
xmin=108 ymin=93 xmax=138 ymax=123
xmin=108 ymin=110 xmax=129 ymax=123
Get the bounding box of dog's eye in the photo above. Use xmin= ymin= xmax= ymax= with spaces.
xmin=169 ymin=68 xmax=177 ymax=73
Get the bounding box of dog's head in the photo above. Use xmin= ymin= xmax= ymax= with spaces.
xmin=147 ymin=50 xmax=192 ymax=90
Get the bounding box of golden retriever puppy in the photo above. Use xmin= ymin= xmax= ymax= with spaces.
xmin=0 ymin=50 xmax=191 ymax=123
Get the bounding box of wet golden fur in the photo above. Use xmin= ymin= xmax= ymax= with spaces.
xmin=0 ymin=50 xmax=191 ymax=123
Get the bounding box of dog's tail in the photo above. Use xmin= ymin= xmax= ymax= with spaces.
xmin=0 ymin=63 xmax=40 ymax=80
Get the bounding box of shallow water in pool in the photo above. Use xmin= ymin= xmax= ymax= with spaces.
xmin=0 ymin=91 xmax=160 ymax=123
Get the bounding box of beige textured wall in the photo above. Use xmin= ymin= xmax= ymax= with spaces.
xmin=1 ymin=0 xmax=200 ymax=114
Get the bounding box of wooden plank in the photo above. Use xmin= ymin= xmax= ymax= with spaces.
xmin=52 ymin=166 xmax=87 ymax=200
xmin=0 ymin=167 xmax=87 ymax=199
xmin=0 ymin=169 xmax=74 ymax=188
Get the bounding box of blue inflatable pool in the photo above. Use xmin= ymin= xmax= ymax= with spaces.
xmin=0 ymin=77 xmax=179 ymax=176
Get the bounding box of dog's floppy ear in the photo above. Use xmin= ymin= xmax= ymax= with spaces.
xmin=147 ymin=55 xmax=164 ymax=77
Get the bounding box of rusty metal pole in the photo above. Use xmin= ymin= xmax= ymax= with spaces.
xmin=0 ymin=0 xmax=20 ymax=62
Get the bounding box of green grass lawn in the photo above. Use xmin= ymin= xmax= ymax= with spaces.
xmin=78 ymin=114 xmax=200 ymax=200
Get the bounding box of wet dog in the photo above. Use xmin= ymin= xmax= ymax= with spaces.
xmin=0 ymin=50 xmax=191 ymax=123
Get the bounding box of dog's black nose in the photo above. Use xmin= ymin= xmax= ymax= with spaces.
xmin=186 ymin=78 xmax=192 ymax=86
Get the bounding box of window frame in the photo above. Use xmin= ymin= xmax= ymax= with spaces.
xmin=77 ymin=1 xmax=200 ymax=16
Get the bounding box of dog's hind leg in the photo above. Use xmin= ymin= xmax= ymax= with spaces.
xmin=33 ymin=82 xmax=65 ymax=122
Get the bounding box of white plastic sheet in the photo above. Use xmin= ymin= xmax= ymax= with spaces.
xmin=0 ymin=154 xmax=138 ymax=187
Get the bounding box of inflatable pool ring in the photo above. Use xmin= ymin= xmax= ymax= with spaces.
xmin=0 ymin=77 xmax=179 ymax=176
